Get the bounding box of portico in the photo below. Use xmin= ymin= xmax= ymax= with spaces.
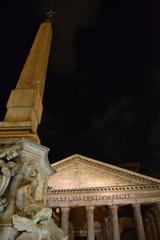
xmin=47 ymin=154 xmax=160 ymax=240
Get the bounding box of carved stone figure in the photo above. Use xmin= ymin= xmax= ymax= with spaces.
xmin=22 ymin=162 xmax=39 ymax=182
xmin=12 ymin=208 xmax=52 ymax=240
xmin=0 ymin=160 xmax=18 ymax=215
xmin=0 ymin=143 xmax=19 ymax=198
xmin=14 ymin=161 xmax=39 ymax=214
xmin=16 ymin=180 xmax=39 ymax=216
xmin=12 ymin=207 xmax=67 ymax=240
xmin=11 ymin=160 xmax=66 ymax=240
xmin=0 ymin=160 xmax=39 ymax=223
xmin=0 ymin=143 xmax=21 ymax=161
xmin=0 ymin=198 xmax=7 ymax=213
xmin=0 ymin=141 xmax=65 ymax=240
xmin=0 ymin=160 xmax=11 ymax=197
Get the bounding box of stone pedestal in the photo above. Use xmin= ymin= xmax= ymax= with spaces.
xmin=0 ymin=140 xmax=54 ymax=239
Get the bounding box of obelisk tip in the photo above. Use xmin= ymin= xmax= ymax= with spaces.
xmin=45 ymin=10 xmax=56 ymax=22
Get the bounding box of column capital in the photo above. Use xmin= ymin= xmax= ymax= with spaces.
xmin=132 ymin=203 xmax=141 ymax=212
xmin=61 ymin=207 xmax=70 ymax=213
xmin=156 ymin=202 xmax=160 ymax=209
xmin=86 ymin=206 xmax=94 ymax=214
xmin=86 ymin=206 xmax=95 ymax=212
xmin=156 ymin=202 xmax=160 ymax=205
xmin=109 ymin=205 xmax=119 ymax=213
xmin=132 ymin=203 xmax=140 ymax=207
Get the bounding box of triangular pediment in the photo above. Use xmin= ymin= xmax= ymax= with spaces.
xmin=48 ymin=154 xmax=160 ymax=190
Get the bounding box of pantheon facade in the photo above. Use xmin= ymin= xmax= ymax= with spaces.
xmin=47 ymin=154 xmax=160 ymax=240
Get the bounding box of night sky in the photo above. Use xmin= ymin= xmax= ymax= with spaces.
xmin=0 ymin=1 xmax=160 ymax=177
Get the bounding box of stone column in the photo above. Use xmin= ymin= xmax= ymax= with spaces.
xmin=156 ymin=202 xmax=160 ymax=215
xmin=61 ymin=207 xmax=70 ymax=236
xmin=109 ymin=205 xmax=120 ymax=240
xmin=144 ymin=218 xmax=153 ymax=240
xmin=132 ymin=203 xmax=146 ymax=240
xmin=86 ymin=206 xmax=95 ymax=240
xmin=104 ymin=217 xmax=112 ymax=240
xmin=147 ymin=212 xmax=159 ymax=240
xmin=151 ymin=207 xmax=160 ymax=238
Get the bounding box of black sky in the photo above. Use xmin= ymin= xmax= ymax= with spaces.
xmin=0 ymin=1 xmax=160 ymax=177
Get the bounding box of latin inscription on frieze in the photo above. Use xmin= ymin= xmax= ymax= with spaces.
xmin=48 ymin=193 xmax=130 ymax=202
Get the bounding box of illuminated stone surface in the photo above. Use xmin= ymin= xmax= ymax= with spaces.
xmin=48 ymin=154 xmax=160 ymax=240
xmin=0 ymin=10 xmax=160 ymax=240
xmin=0 ymin=19 xmax=52 ymax=143
xmin=0 ymin=18 xmax=66 ymax=240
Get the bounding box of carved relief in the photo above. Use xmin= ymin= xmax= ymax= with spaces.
xmin=0 ymin=161 xmax=18 ymax=214
xmin=49 ymin=155 xmax=160 ymax=194
xmin=0 ymin=143 xmax=20 ymax=217
xmin=0 ymin=147 xmax=42 ymax=224
xmin=0 ymin=143 xmax=20 ymax=197
xmin=0 ymin=140 xmax=66 ymax=239
xmin=48 ymin=154 xmax=160 ymax=207
xmin=12 ymin=161 xmax=66 ymax=240
xmin=0 ymin=160 xmax=12 ymax=197
xmin=0 ymin=198 xmax=7 ymax=213
xmin=12 ymin=207 xmax=67 ymax=240
xmin=52 ymin=155 xmax=160 ymax=186
xmin=0 ymin=143 xmax=21 ymax=161
xmin=22 ymin=162 xmax=39 ymax=182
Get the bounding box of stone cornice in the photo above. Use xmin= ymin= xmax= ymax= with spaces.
xmin=17 ymin=139 xmax=54 ymax=175
xmin=48 ymin=184 xmax=160 ymax=195
xmin=2 ymin=139 xmax=54 ymax=176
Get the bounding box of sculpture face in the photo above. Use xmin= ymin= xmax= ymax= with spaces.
xmin=0 ymin=198 xmax=7 ymax=213
xmin=22 ymin=163 xmax=39 ymax=181
xmin=29 ymin=167 xmax=38 ymax=178
xmin=6 ymin=161 xmax=18 ymax=176
xmin=0 ymin=161 xmax=18 ymax=197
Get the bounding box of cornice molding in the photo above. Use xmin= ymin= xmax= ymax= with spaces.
xmin=17 ymin=139 xmax=54 ymax=176
xmin=48 ymin=184 xmax=160 ymax=195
